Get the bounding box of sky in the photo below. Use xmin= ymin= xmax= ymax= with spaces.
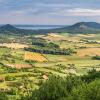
xmin=0 ymin=0 xmax=100 ymax=25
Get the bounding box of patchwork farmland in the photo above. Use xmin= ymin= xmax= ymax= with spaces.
xmin=0 ymin=32 xmax=100 ymax=100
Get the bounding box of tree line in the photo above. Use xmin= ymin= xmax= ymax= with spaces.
xmin=25 ymin=38 xmax=76 ymax=55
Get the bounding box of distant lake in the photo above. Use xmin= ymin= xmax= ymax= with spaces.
xmin=15 ymin=25 xmax=66 ymax=30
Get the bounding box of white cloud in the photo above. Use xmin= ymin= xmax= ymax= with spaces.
xmin=53 ymin=8 xmax=100 ymax=17
xmin=67 ymin=8 xmax=100 ymax=16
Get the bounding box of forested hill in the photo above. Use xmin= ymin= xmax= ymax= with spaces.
xmin=0 ymin=22 xmax=100 ymax=35
xmin=0 ymin=24 xmax=39 ymax=35
xmin=57 ymin=22 xmax=100 ymax=34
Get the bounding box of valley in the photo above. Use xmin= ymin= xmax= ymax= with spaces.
xmin=0 ymin=0 xmax=100 ymax=99
xmin=0 ymin=24 xmax=100 ymax=100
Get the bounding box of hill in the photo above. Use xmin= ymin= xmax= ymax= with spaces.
xmin=0 ymin=24 xmax=25 ymax=35
xmin=55 ymin=22 xmax=100 ymax=34
xmin=0 ymin=24 xmax=38 ymax=35
xmin=68 ymin=22 xmax=100 ymax=29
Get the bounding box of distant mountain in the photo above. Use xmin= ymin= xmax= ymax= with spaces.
xmin=0 ymin=22 xmax=100 ymax=35
xmin=68 ymin=22 xmax=100 ymax=29
xmin=0 ymin=24 xmax=23 ymax=35
xmin=0 ymin=24 xmax=53 ymax=35
xmin=56 ymin=22 xmax=100 ymax=34
xmin=0 ymin=24 xmax=17 ymax=30
xmin=0 ymin=24 xmax=37 ymax=35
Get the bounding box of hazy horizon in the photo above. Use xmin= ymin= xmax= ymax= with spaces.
xmin=0 ymin=21 xmax=99 ymax=26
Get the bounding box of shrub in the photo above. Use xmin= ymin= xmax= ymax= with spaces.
xmin=5 ymin=75 xmax=16 ymax=81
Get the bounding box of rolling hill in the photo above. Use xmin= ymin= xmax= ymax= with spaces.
xmin=67 ymin=22 xmax=100 ymax=33
xmin=0 ymin=24 xmax=25 ymax=35
xmin=0 ymin=24 xmax=36 ymax=35
xmin=55 ymin=22 xmax=100 ymax=34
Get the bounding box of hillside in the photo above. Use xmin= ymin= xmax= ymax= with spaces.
xmin=55 ymin=22 xmax=100 ymax=34
xmin=0 ymin=24 xmax=23 ymax=35
xmin=0 ymin=24 xmax=38 ymax=35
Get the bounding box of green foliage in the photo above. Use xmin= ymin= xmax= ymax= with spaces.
xmin=81 ymin=69 xmax=100 ymax=83
xmin=29 ymin=76 xmax=69 ymax=100
xmin=32 ymin=38 xmax=59 ymax=48
xmin=0 ymin=92 xmax=8 ymax=100
xmin=25 ymin=46 xmax=75 ymax=55
xmin=5 ymin=75 xmax=16 ymax=81
xmin=23 ymin=70 xmax=100 ymax=100
xmin=26 ymin=77 xmax=80 ymax=100
xmin=7 ymin=68 xmax=18 ymax=73
xmin=72 ymin=79 xmax=100 ymax=100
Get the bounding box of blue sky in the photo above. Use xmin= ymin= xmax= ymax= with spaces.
xmin=0 ymin=0 xmax=100 ymax=25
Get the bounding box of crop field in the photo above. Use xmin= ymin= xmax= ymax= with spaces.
xmin=41 ymin=33 xmax=67 ymax=41
xmin=0 ymin=43 xmax=28 ymax=49
xmin=5 ymin=64 xmax=32 ymax=69
xmin=77 ymin=48 xmax=100 ymax=56
xmin=24 ymin=51 xmax=48 ymax=62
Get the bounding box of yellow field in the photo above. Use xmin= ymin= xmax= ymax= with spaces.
xmin=24 ymin=51 xmax=48 ymax=62
xmin=77 ymin=48 xmax=100 ymax=56
xmin=42 ymin=33 xmax=66 ymax=41
xmin=77 ymin=34 xmax=96 ymax=37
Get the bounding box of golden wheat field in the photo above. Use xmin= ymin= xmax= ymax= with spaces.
xmin=24 ymin=51 xmax=48 ymax=62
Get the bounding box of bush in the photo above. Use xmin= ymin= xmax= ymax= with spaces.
xmin=5 ymin=75 xmax=16 ymax=81
xmin=72 ymin=79 xmax=100 ymax=100
xmin=7 ymin=68 xmax=18 ymax=73
xmin=23 ymin=70 xmax=100 ymax=100
xmin=27 ymin=76 xmax=82 ymax=100
xmin=0 ymin=92 xmax=8 ymax=100
xmin=81 ymin=69 xmax=100 ymax=83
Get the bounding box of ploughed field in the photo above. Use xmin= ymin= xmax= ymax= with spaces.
xmin=0 ymin=33 xmax=100 ymax=99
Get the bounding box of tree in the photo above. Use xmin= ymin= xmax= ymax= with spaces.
xmin=0 ymin=93 xmax=8 ymax=100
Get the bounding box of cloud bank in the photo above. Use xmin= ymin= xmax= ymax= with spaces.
xmin=0 ymin=0 xmax=100 ymax=24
